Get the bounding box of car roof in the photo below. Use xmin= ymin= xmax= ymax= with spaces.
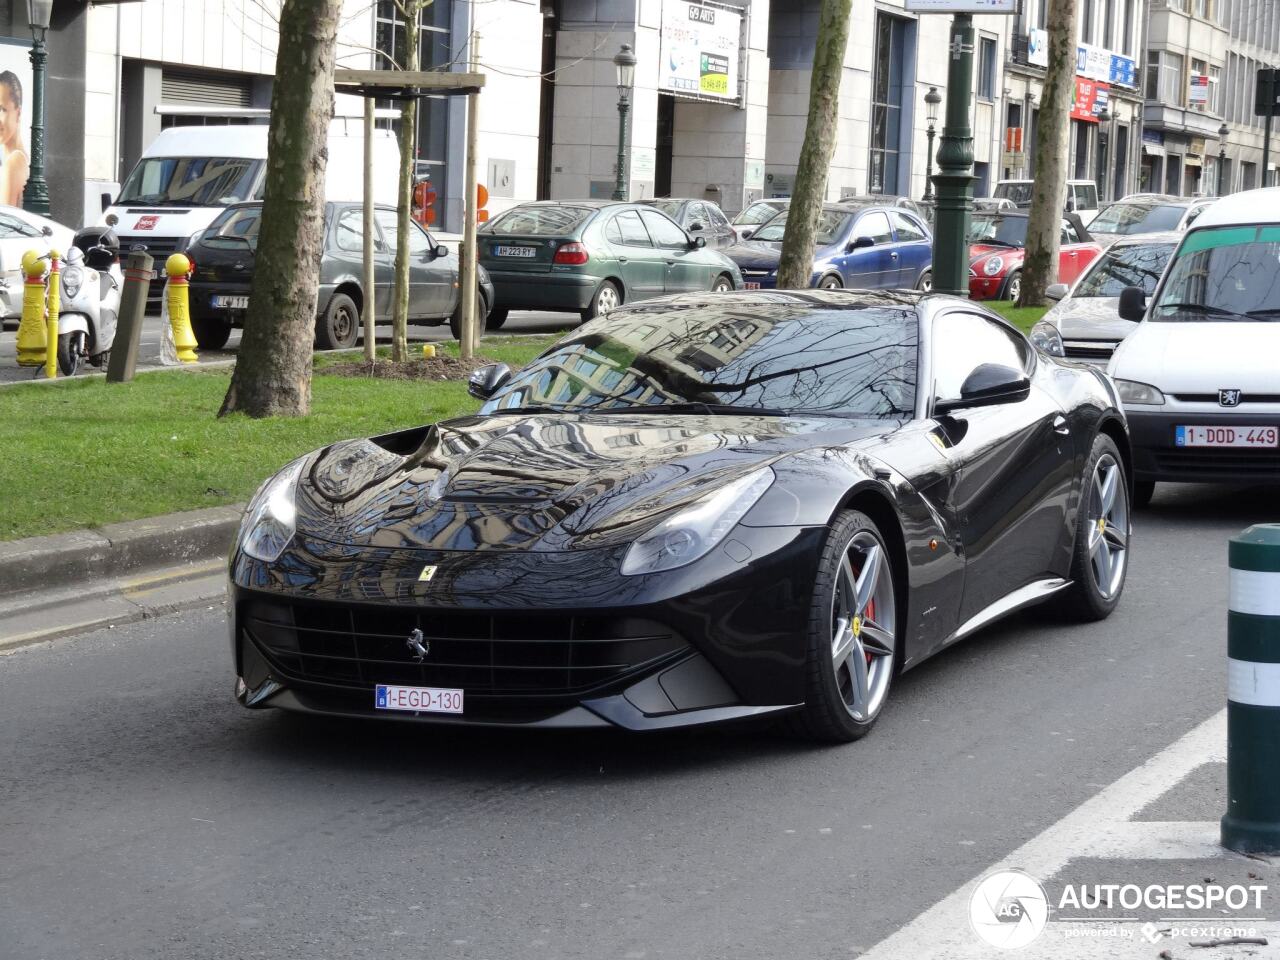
xmin=1107 ymin=230 xmax=1183 ymax=247
xmin=1107 ymin=194 xmax=1200 ymax=207
xmin=622 ymin=289 xmax=930 ymax=312
xmin=1183 ymin=188 xmax=1280 ymax=229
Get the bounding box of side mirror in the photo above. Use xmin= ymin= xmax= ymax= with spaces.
xmin=690 ymin=235 xmax=706 ymax=248
xmin=432 ymin=244 xmax=448 ymax=259
xmin=847 ymin=236 xmax=875 ymax=252
xmin=41 ymin=225 xmax=52 ymax=237
xmin=1045 ymin=282 xmax=1069 ymax=302
xmin=101 ymin=192 xmax=113 ymax=212
xmin=689 ymin=221 xmax=705 ymax=232
xmin=1118 ymin=285 xmax=1146 ymax=322
xmin=934 ymin=363 xmax=1031 ymax=415
xmin=739 ymin=228 xmax=754 ymax=240
xmin=467 ymin=362 xmax=512 ymax=400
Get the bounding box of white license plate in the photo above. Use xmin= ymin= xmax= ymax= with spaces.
xmin=1176 ymin=425 xmax=1279 ymax=448
xmin=744 ymin=281 xmax=761 ymax=290
xmin=375 ymin=683 xmax=464 ymax=714
xmin=494 ymin=245 xmax=537 ymax=258
xmin=212 ymin=295 xmax=249 ymax=310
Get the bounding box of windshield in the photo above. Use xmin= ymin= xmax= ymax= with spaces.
xmin=1072 ymin=242 xmax=1174 ymax=298
xmin=751 ymin=209 xmax=853 ymax=245
xmin=201 ymin=206 xmax=261 ymax=249
xmin=483 ymin=205 xmax=593 ymax=237
xmin=734 ymin=201 xmax=784 ymax=226
xmin=481 ymin=302 xmax=919 ymax=418
xmin=993 ymin=183 xmax=1034 ymax=205
xmin=968 ymin=215 xmax=1028 ymax=247
xmin=645 ymin=200 xmax=683 ymax=219
xmin=1089 ymin=202 xmax=1187 ymax=235
xmin=117 ymin=157 xmax=263 ymax=206
xmin=1152 ymin=226 xmax=1280 ymax=322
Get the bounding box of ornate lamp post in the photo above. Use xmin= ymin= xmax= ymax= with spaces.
xmin=22 ymin=0 xmax=53 ymax=215
xmin=1096 ymin=105 xmax=1112 ymax=202
xmin=931 ymin=15 xmax=976 ymax=297
xmin=611 ymin=43 xmax=636 ymax=202
xmin=923 ymin=86 xmax=941 ymax=203
xmin=1218 ymin=122 xmax=1229 ymax=196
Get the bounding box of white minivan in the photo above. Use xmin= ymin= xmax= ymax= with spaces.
xmin=101 ymin=122 xmax=400 ymax=307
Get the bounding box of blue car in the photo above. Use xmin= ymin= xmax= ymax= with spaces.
xmin=724 ymin=201 xmax=933 ymax=291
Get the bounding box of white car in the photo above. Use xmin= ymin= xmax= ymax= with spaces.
xmin=0 ymin=205 xmax=74 ymax=323
xmin=1108 ymin=188 xmax=1280 ymax=506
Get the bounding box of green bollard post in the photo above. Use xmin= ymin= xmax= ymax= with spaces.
xmin=1222 ymin=524 xmax=1280 ymax=854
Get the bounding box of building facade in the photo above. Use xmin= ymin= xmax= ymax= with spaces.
xmin=1219 ymin=0 xmax=1280 ymax=192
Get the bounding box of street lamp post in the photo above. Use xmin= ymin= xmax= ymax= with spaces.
xmin=22 ymin=0 xmax=52 ymax=215
xmin=923 ymin=86 xmax=941 ymax=203
xmin=931 ymin=15 xmax=976 ymax=298
xmin=1218 ymin=122 xmax=1229 ymax=196
xmin=1097 ymin=105 xmax=1112 ymax=203
xmin=611 ymin=43 xmax=636 ymax=202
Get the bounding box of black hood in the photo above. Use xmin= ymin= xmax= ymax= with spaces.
xmin=724 ymin=241 xmax=782 ymax=271
xmin=293 ymin=412 xmax=895 ymax=552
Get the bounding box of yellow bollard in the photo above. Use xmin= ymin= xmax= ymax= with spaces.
xmin=15 ymin=250 xmax=47 ymax=367
xmin=44 ymin=249 xmax=60 ymax=379
xmin=165 ymin=253 xmax=198 ymax=363
xmin=422 ymin=343 xmax=436 ymax=358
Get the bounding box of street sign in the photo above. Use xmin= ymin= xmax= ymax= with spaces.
xmin=1255 ymin=68 xmax=1280 ymax=117
xmin=905 ymin=0 xmax=1016 ymax=11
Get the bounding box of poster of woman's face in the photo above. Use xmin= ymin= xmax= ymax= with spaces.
xmin=0 ymin=42 xmax=33 ymax=209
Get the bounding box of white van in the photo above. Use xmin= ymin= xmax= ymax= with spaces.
xmin=993 ymin=179 xmax=1101 ymax=226
xmin=101 ymin=121 xmax=400 ymax=303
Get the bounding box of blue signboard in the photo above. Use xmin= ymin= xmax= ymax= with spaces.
xmin=1109 ymin=54 xmax=1137 ymax=88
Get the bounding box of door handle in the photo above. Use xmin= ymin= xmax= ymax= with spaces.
xmin=618 ymin=256 xmax=628 ymax=263
xmin=890 ymin=252 xmax=899 ymax=259
xmin=1053 ymin=414 xmax=1070 ymax=435
xmin=665 ymin=260 xmax=676 ymax=266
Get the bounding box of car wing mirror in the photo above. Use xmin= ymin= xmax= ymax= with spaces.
xmin=934 ymin=363 xmax=1031 ymax=415
xmin=467 ymin=362 xmax=512 ymax=400
xmin=1045 ymin=282 xmax=1068 ymax=302
xmin=1117 ymin=285 xmax=1146 ymax=322
xmin=101 ymin=192 xmax=113 ymax=213
xmin=847 ymin=236 xmax=874 ymax=252
xmin=689 ymin=235 xmax=706 ymax=249
xmin=432 ymin=244 xmax=448 ymax=260
xmin=739 ymin=228 xmax=754 ymax=239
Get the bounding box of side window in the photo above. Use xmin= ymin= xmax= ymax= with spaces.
xmin=373 ymin=209 xmax=399 ymax=252
xmin=687 ymin=202 xmax=708 ymax=226
xmin=406 ymin=219 xmax=431 ymax=256
xmin=335 ymin=208 xmax=364 ymax=252
xmin=1061 ymin=219 xmax=1079 ymax=244
xmin=890 ymin=211 xmax=926 ymax=243
xmin=1081 ymin=183 xmax=1099 ymax=210
xmin=853 ymin=211 xmax=894 ymax=244
xmin=614 ymin=211 xmax=653 ymax=247
xmin=708 ymin=205 xmax=730 ymax=228
xmin=639 ymin=209 xmax=689 ymax=248
xmin=932 ymin=313 xmax=1031 ymax=402
xmin=605 ymin=216 xmax=623 ymax=244
xmin=0 ymin=214 xmax=40 ymax=238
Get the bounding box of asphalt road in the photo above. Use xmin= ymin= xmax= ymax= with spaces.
xmin=2 ymin=482 xmax=1276 ymax=960
xmin=0 ymin=310 xmax=572 ymax=383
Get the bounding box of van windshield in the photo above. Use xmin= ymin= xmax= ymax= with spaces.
xmin=117 ymin=157 xmax=263 ymax=206
xmin=1152 ymin=226 xmax=1280 ymax=322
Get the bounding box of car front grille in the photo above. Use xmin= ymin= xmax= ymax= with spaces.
xmin=1063 ymin=341 xmax=1115 ymax=362
xmin=241 ymin=597 xmax=690 ymax=697
xmin=1171 ymin=394 xmax=1280 ymax=404
xmin=1154 ymin=448 xmax=1280 ymax=477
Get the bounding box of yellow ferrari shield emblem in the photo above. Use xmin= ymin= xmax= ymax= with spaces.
xmin=418 ymin=565 xmax=438 ymax=583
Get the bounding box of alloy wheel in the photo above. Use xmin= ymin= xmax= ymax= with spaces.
xmin=1087 ymin=453 xmax=1129 ymax=599
xmin=1006 ymin=274 xmax=1022 ymax=302
xmin=830 ymin=531 xmax=896 ymax=722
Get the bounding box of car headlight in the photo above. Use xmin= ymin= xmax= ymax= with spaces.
xmin=982 ymin=256 xmax=1005 ymax=276
xmin=186 ymin=230 xmax=204 ymax=250
xmin=62 ymin=265 xmax=84 ymax=300
xmin=620 ymin=467 xmax=774 ymax=576
xmin=239 ymin=459 xmax=306 ymax=562
xmin=1029 ymin=320 xmax=1065 ymax=357
xmin=1114 ymin=378 xmax=1166 ymax=406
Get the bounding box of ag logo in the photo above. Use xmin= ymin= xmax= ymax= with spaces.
xmin=969 ymin=870 xmax=1049 ymax=949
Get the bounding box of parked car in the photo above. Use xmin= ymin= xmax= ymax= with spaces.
xmin=724 ymin=201 xmax=933 ymax=291
xmin=731 ymin=198 xmax=789 ymax=239
xmin=1087 ymin=194 xmax=1215 ymax=242
xmin=1029 ymin=232 xmax=1179 ymax=366
xmin=993 ymin=179 xmax=1101 ymax=225
xmin=967 ymin=211 xmax=1102 ymax=302
xmin=477 ymin=200 xmax=741 ymax=323
xmin=639 ymin=198 xmax=736 ymax=249
xmin=228 ymin=290 xmax=1130 ymax=741
xmin=1110 ymin=189 xmax=1280 ymax=506
xmin=0 ymin=205 xmax=74 ymax=325
xmin=840 ymin=194 xmax=928 ymax=219
xmin=187 ymin=201 xmax=493 ymax=349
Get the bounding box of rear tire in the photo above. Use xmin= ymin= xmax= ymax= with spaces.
xmin=787 ymin=509 xmax=899 ymax=743
xmin=1133 ymin=481 xmax=1155 ymax=509
xmin=1056 ymin=433 xmax=1130 ymax=622
xmin=56 ymin=330 xmax=85 ymax=377
xmin=818 ymin=274 xmax=843 ymax=290
xmin=486 ymin=304 xmax=508 ymax=330
xmin=192 ymin=316 xmax=232 ymax=351
xmin=316 ymin=292 xmax=359 ymax=350
xmin=581 ymin=280 xmax=621 ymax=322
xmin=917 ymin=270 xmax=932 ymax=292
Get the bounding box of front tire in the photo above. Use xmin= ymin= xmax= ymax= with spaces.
xmin=449 ymin=288 xmax=490 ymax=340
xmin=316 ymin=292 xmax=359 ymax=350
xmin=789 ymin=509 xmax=898 ymax=743
xmin=1057 ymin=433 xmax=1130 ymax=621
xmin=917 ymin=270 xmax=932 ymax=292
xmin=192 ymin=316 xmax=232 ymax=351
xmin=711 ymin=273 xmax=733 ymax=293
xmin=581 ymin=279 xmax=621 ymax=321
xmin=56 ymin=330 xmax=85 ymax=377
xmin=1005 ymin=271 xmax=1023 ymax=302
xmin=817 ymin=274 xmax=843 ymax=290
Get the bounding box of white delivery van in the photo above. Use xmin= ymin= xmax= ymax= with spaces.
xmin=101 ymin=120 xmax=400 ymax=305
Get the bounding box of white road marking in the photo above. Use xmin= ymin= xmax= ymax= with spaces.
xmin=858 ymin=711 xmax=1234 ymax=959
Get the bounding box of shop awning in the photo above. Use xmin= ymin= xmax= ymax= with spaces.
xmin=1142 ymin=143 xmax=1166 ymax=157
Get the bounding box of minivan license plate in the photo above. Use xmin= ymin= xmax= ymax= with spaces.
xmin=1176 ymin=425 xmax=1279 ymax=448
xmin=212 ymin=295 xmax=249 ymax=310
xmin=494 ymin=245 xmax=537 ymax=258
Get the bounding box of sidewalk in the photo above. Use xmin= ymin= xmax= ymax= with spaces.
xmin=0 ymin=505 xmax=239 ymax=651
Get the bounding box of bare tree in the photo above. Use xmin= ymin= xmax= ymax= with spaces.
xmin=776 ymin=0 xmax=852 ymax=290
xmin=220 ymin=0 xmax=343 ymax=417
xmin=1018 ymin=0 xmax=1077 ymax=307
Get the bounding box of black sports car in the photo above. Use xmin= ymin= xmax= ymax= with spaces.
xmin=229 ymin=291 xmax=1132 ymax=742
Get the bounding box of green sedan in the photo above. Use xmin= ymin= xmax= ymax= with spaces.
xmin=478 ymin=200 xmax=742 ymax=324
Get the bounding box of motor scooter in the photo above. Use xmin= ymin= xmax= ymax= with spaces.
xmin=56 ymin=228 xmax=122 ymax=376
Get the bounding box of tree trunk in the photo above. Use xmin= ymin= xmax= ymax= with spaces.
xmin=777 ymin=0 xmax=852 ymax=290
xmin=391 ymin=6 xmax=421 ymax=363
xmin=220 ymin=0 xmax=341 ymax=418
xmin=1018 ymin=0 xmax=1077 ymax=307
